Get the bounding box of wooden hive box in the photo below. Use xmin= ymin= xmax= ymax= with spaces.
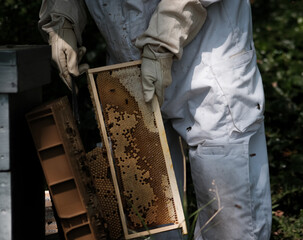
xmin=87 ymin=60 xmax=187 ymax=239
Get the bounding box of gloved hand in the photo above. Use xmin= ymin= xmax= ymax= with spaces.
xmin=141 ymin=44 xmax=174 ymax=105
xmin=48 ymin=19 xmax=89 ymax=91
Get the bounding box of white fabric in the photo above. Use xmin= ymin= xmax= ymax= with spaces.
xmin=39 ymin=0 xmax=87 ymax=45
xmin=86 ymin=0 xmax=160 ymax=64
xmin=199 ymin=0 xmax=222 ymax=7
xmin=39 ymin=0 xmax=272 ymax=239
xmin=190 ymin=123 xmax=271 ymax=240
xmin=135 ymin=0 xmax=207 ymax=59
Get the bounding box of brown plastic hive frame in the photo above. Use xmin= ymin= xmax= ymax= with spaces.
xmin=26 ymin=97 xmax=107 ymax=240
xmin=87 ymin=60 xmax=187 ymax=239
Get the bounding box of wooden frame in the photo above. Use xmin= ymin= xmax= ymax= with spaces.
xmin=87 ymin=60 xmax=187 ymax=239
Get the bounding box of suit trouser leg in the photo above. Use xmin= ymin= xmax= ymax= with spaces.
xmin=189 ymin=123 xmax=271 ymax=240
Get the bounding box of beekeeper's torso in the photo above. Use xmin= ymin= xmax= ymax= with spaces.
xmin=85 ymin=0 xmax=264 ymax=146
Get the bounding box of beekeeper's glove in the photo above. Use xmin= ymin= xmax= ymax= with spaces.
xmin=141 ymin=44 xmax=174 ymax=106
xmin=136 ymin=0 xmax=207 ymax=105
xmin=48 ymin=19 xmax=89 ymax=91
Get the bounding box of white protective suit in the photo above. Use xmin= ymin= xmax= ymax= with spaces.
xmin=39 ymin=0 xmax=272 ymax=239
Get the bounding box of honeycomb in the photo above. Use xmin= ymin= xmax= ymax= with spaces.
xmin=90 ymin=64 xmax=178 ymax=231
xmin=86 ymin=147 xmax=123 ymax=240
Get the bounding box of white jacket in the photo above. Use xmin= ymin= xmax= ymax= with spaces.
xmin=39 ymin=1 xmax=272 ymax=239
xmin=39 ymin=0 xmax=264 ymax=145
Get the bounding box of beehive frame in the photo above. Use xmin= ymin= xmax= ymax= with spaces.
xmin=87 ymin=60 xmax=187 ymax=239
xmin=26 ymin=97 xmax=107 ymax=240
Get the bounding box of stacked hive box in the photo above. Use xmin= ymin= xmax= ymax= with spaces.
xmin=0 ymin=45 xmax=51 ymax=240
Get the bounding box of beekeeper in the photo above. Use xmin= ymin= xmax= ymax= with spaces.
xmin=39 ymin=0 xmax=272 ymax=239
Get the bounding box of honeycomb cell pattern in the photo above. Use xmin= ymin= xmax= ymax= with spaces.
xmin=94 ymin=65 xmax=178 ymax=231
xmin=86 ymin=147 xmax=123 ymax=240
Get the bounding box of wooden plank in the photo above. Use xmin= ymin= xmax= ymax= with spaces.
xmin=125 ymin=224 xmax=180 ymax=239
xmin=88 ymin=73 xmax=129 ymax=237
xmin=88 ymin=60 xmax=142 ymax=74
xmin=0 ymin=94 xmax=9 ymax=171
xmin=0 ymin=172 xmax=11 ymax=240
xmin=151 ymin=96 xmax=188 ymax=234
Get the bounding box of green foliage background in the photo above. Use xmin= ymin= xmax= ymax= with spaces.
xmin=1 ymin=0 xmax=302 ymax=239
xmin=252 ymin=1 xmax=303 ymax=239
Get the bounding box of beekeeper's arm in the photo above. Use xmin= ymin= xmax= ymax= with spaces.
xmin=38 ymin=0 xmax=88 ymax=91
xmin=135 ymin=0 xmax=207 ymax=105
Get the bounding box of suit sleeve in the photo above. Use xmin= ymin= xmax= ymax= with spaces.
xmin=38 ymin=0 xmax=87 ymax=45
xmin=135 ymin=0 xmax=207 ymax=59
xmin=199 ymin=0 xmax=222 ymax=7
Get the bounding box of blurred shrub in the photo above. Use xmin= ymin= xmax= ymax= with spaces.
xmin=252 ymin=1 xmax=303 ymax=239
